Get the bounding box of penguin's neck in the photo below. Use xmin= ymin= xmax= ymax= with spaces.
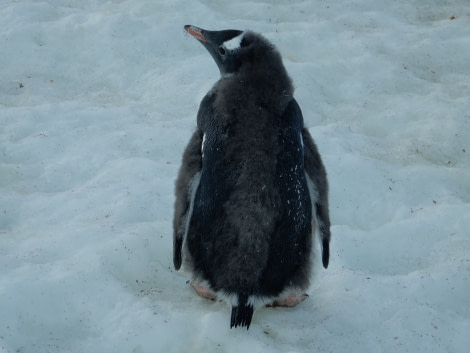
xmin=215 ymin=65 xmax=293 ymax=116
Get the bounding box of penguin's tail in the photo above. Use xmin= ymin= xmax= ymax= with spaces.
xmin=230 ymin=292 xmax=254 ymax=330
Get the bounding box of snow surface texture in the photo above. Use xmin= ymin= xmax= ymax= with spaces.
xmin=1 ymin=0 xmax=469 ymax=352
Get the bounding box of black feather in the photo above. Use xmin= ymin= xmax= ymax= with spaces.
xmin=230 ymin=304 xmax=254 ymax=330
xmin=230 ymin=293 xmax=254 ymax=329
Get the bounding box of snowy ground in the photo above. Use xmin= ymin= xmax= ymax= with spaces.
xmin=1 ymin=0 xmax=469 ymax=352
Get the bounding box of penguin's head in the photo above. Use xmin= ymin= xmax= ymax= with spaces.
xmin=184 ymin=25 xmax=278 ymax=76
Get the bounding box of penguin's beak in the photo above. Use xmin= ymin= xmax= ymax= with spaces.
xmin=184 ymin=25 xmax=207 ymax=43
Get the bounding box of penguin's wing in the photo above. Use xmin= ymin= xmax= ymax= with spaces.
xmin=302 ymin=126 xmax=331 ymax=269
xmin=281 ymin=98 xmax=331 ymax=268
xmin=173 ymin=129 xmax=203 ymax=270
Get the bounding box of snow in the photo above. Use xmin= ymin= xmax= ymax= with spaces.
xmin=1 ymin=0 xmax=469 ymax=352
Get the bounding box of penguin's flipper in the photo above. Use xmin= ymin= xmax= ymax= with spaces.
xmin=173 ymin=129 xmax=203 ymax=270
xmin=302 ymin=127 xmax=331 ymax=269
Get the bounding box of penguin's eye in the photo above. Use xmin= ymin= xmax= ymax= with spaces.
xmin=218 ymin=46 xmax=226 ymax=56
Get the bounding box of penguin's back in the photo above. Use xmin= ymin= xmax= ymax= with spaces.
xmin=187 ymin=90 xmax=312 ymax=297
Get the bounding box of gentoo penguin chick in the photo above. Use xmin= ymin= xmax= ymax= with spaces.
xmin=173 ymin=25 xmax=331 ymax=329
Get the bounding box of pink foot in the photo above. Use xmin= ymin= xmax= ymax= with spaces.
xmin=191 ymin=282 xmax=217 ymax=300
xmin=267 ymin=293 xmax=309 ymax=307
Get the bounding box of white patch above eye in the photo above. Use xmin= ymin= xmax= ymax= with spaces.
xmin=223 ymin=32 xmax=245 ymax=51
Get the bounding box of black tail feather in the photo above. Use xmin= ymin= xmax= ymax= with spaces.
xmin=230 ymin=292 xmax=254 ymax=329
xmin=230 ymin=304 xmax=254 ymax=330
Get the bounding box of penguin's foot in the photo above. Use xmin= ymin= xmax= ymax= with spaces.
xmin=191 ymin=282 xmax=217 ymax=301
xmin=267 ymin=293 xmax=309 ymax=307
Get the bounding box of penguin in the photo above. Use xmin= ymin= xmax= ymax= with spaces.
xmin=173 ymin=25 xmax=331 ymax=329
